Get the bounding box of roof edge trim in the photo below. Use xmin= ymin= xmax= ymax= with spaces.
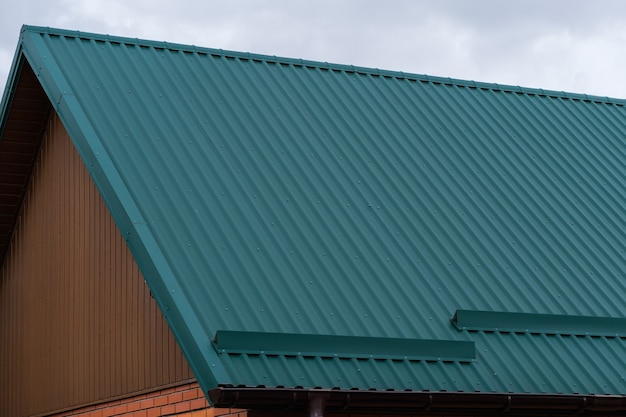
xmin=453 ymin=309 xmax=626 ymax=337
xmin=213 ymin=330 xmax=475 ymax=362
xmin=209 ymin=387 xmax=626 ymax=415
xmin=0 ymin=27 xmax=29 ymax=140
xmin=20 ymin=25 xmax=626 ymax=106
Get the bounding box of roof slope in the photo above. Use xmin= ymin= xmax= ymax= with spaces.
xmin=4 ymin=25 xmax=626 ymax=399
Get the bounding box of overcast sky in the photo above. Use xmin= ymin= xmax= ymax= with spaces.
xmin=2 ymin=0 xmax=626 ymax=99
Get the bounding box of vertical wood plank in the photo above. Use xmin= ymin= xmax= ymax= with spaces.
xmin=0 ymin=112 xmax=194 ymax=416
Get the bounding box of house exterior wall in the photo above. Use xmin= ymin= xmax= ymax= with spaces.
xmin=0 ymin=112 xmax=194 ymax=416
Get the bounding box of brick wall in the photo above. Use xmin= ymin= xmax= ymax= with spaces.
xmin=52 ymin=382 xmax=247 ymax=417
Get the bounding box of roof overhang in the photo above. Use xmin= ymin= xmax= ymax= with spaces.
xmin=0 ymin=50 xmax=51 ymax=264
xmin=210 ymin=387 xmax=626 ymax=416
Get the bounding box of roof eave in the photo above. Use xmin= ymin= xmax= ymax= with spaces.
xmin=0 ymin=27 xmax=28 ymax=140
xmin=0 ymin=34 xmax=52 ymax=265
xmin=209 ymin=387 xmax=626 ymax=416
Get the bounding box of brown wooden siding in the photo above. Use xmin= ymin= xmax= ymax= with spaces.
xmin=0 ymin=112 xmax=193 ymax=417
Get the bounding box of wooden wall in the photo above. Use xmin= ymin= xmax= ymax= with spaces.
xmin=0 ymin=112 xmax=193 ymax=417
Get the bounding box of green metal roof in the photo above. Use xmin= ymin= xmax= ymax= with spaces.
xmin=4 ymin=25 xmax=626 ymax=399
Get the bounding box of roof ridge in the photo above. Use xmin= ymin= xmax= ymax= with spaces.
xmin=21 ymin=25 xmax=626 ymax=106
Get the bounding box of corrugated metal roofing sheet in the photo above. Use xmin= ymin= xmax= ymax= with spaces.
xmin=7 ymin=25 xmax=626 ymax=396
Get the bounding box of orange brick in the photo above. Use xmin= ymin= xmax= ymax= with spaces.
xmin=190 ymin=397 xmax=209 ymax=410
xmin=175 ymin=401 xmax=191 ymax=413
xmin=146 ymin=408 xmax=161 ymax=417
xmin=140 ymin=399 xmax=155 ymax=409
xmin=161 ymin=404 xmax=176 ymax=416
xmin=154 ymin=395 xmax=169 ymax=407
xmin=183 ymin=389 xmax=198 ymax=401
xmin=168 ymin=392 xmax=183 ymax=404
xmin=102 ymin=407 xmax=117 ymax=417
xmin=114 ymin=404 xmax=128 ymax=415
xmin=131 ymin=411 xmax=147 ymax=417
xmin=127 ymin=401 xmax=141 ymax=412
xmin=145 ymin=390 xmax=160 ymax=399
xmin=198 ymin=388 xmax=207 ymax=397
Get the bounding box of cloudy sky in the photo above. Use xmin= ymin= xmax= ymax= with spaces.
xmin=2 ymin=0 xmax=626 ymax=99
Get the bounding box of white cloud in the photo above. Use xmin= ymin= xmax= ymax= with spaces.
xmin=0 ymin=49 xmax=13 ymax=96
xmin=2 ymin=0 xmax=626 ymax=98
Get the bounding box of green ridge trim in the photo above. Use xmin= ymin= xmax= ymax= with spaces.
xmin=213 ymin=330 xmax=475 ymax=362
xmin=20 ymin=25 xmax=626 ymax=106
xmin=453 ymin=310 xmax=626 ymax=337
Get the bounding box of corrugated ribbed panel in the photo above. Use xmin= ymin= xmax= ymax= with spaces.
xmin=13 ymin=26 xmax=626 ymax=395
